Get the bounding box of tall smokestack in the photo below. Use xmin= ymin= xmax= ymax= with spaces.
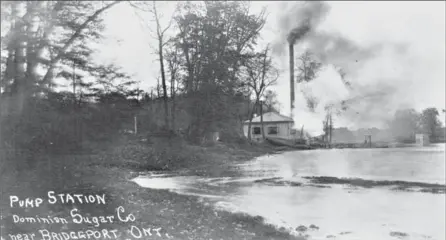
xmin=287 ymin=23 xmax=309 ymax=120
xmin=289 ymin=43 xmax=295 ymax=119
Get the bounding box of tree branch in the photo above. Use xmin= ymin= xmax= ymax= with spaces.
xmin=41 ymin=1 xmax=121 ymax=84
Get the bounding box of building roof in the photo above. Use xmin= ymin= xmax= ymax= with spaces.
xmin=244 ymin=112 xmax=294 ymax=124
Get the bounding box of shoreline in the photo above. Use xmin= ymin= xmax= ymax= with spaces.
xmin=1 ymin=140 xmax=303 ymax=240
xmin=248 ymin=176 xmax=446 ymax=194
xmin=6 ymin=139 xmax=441 ymax=239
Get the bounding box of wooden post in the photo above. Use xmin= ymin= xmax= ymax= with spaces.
xmin=134 ymin=115 xmax=137 ymax=135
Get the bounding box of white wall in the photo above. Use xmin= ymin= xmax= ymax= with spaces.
xmin=243 ymin=122 xmax=293 ymax=141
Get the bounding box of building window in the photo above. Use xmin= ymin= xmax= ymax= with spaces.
xmin=268 ymin=126 xmax=278 ymax=135
xmin=252 ymin=127 xmax=261 ymax=135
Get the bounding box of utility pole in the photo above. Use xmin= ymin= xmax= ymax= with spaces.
xmin=329 ymin=113 xmax=333 ymax=147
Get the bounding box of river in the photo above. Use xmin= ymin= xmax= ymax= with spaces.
xmin=132 ymin=144 xmax=445 ymax=240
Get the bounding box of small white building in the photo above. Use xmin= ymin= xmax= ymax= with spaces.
xmin=415 ymin=133 xmax=430 ymax=146
xmin=243 ymin=112 xmax=294 ymax=142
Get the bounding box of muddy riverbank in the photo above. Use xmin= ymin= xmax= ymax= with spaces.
xmin=1 ymin=138 xmax=302 ymax=240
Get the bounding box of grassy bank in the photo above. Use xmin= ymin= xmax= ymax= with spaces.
xmin=1 ymin=136 xmax=302 ymax=240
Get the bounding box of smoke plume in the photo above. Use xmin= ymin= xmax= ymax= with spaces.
xmin=275 ymin=1 xmax=330 ymax=52
xmin=274 ymin=1 xmax=415 ymax=135
xmin=287 ymin=24 xmax=311 ymax=45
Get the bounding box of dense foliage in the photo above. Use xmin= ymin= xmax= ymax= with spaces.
xmin=389 ymin=107 xmax=445 ymax=143
xmin=0 ymin=1 xmax=280 ymax=166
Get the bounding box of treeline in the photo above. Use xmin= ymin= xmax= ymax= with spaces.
xmin=388 ymin=107 xmax=445 ymax=143
xmin=331 ymin=108 xmax=445 ymax=144
xmin=1 ymin=1 xmax=139 ymax=156
xmin=0 ymin=1 xmax=280 ymax=159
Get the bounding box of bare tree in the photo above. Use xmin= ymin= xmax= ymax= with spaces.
xmin=243 ymin=45 xmax=279 ymax=141
xmin=322 ymin=105 xmax=334 ymax=147
xmin=129 ymin=1 xmax=173 ymax=129
xmin=296 ymin=50 xmax=323 ymax=83
xmin=166 ymin=44 xmax=180 ymax=131
xmin=152 ymin=2 xmax=172 ymax=129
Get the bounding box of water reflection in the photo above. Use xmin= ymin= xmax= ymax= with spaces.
xmin=241 ymin=145 xmax=445 ymax=184
xmin=133 ymin=144 xmax=445 ymax=240
xmin=223 ymin=183 xmax=445 ymax=240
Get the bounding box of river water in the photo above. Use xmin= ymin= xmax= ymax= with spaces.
xmin=132 ymin=144 xmax=446 ymax=240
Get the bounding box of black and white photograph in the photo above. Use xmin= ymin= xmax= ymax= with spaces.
xmin=1 ymin=1 xmax=445 ymax=240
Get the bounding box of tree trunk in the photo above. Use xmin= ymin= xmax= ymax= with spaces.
xmin=157 ymin=41 xmax=169 ymax=129
xmin=170 ymin=70 xmax=176 ymax=131
xmin=184 ymin=45 xmax=194 ymax=93
xmin=247 ymin=113 xmax=253 ymax=141
xmin=4 ymin=2 xmax=18 ymax=94
xmin=248 ymin=98 xmax=260 ymax=141
xmin=13 ymin=3 xmax=28 ymax=111
xmin=260 ymin=100 xmax=265 ymax=140
xmin=25 ymin=2 xmax=38 ymax=94
xmin=245 ymin=99 xmax=251 ymax=141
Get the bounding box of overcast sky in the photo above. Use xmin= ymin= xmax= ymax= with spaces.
xmin=96 ymin=1 xmax=445 ymax=135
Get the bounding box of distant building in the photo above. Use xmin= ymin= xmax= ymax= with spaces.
xmin=243 ymin=112 xmax=294 ymax=142
xmin=415 ymin=133 xmax=430 ymax=146
xmin=364 ymin=135 xmax=372 ymax=148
